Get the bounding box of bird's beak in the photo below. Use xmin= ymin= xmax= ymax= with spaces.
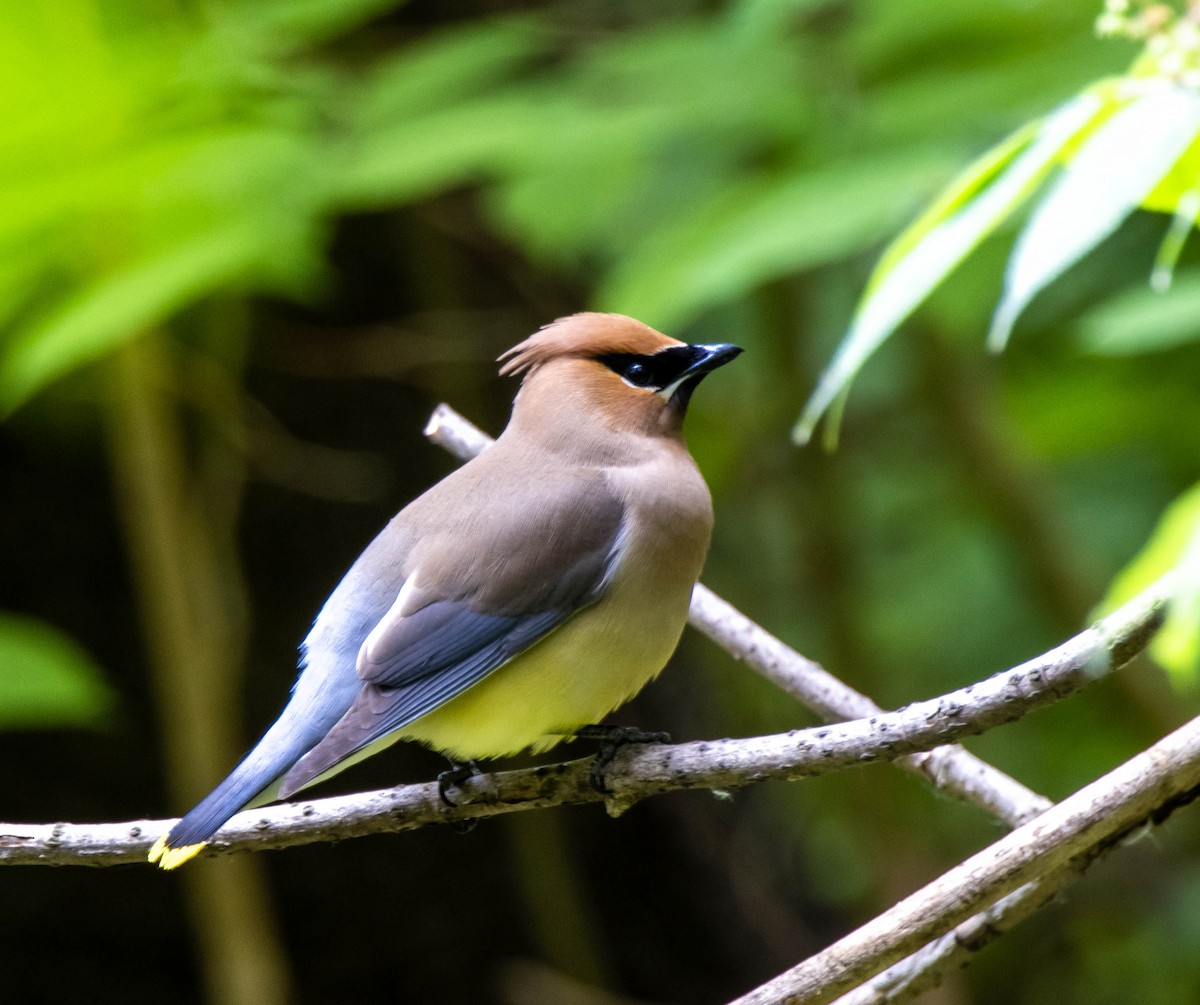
xmin=661 ymin=342 xmax=743 ymax=413
xmin=679 ymin=343 xmax=743 ymax=382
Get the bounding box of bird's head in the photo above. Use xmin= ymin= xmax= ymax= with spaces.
xmin=499 ymin=313 xmax=742 ymax=443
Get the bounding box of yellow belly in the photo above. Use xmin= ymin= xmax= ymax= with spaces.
xmin=396 ymin=576 xmax=693 ymax=760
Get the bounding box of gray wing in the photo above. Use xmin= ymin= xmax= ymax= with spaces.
xmin=278 ymin=472 xmax=624 ymax=796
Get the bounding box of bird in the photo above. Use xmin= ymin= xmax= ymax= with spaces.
xmin=149 ymin=312 xmax=741 ymax=869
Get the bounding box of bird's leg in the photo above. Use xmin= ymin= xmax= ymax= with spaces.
xmin=573 ymin=725 xmax=671 ymax=794
xmin=437 ymin=759 xmax=481 ymax=808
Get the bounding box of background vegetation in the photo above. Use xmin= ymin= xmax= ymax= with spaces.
xmin=3 ymin=1 xmax=1200 ymax=1003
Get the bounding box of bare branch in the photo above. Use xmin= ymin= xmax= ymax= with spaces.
xmin=687 ymin=585 xmax=1050 ymax=827
xmin=423 ymin=401 xmax=494 ymax=459
xmin=829 ymin=864 xmax=1085 ymax=1005
xmin=427 ymin=402 xmax=1080 ymax=828
xmin=728 ymin=708 xmax=1200 ymax=1005
xmin=0 ymin=573 xmax=1167 ymax=866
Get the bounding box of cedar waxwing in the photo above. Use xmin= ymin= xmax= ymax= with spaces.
xmin=149 ymin=312 xmax=741 ymax=869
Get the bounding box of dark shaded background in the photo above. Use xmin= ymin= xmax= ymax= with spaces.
xmin=3 ymin=2 xmax=1200 ymax=1004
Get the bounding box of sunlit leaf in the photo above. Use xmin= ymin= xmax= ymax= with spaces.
xmin=598 ymin=150 xmax=955 ymax=329
xmin=0 ymin=612 xmax=114 ymax=729
xmin=867 ymin=121 xmax=1041 ymax=288
xmin=0 ymin=220 xmax=264 ymax=413
xmin=794 ymin=89 xmax=1109 ymax=444
xmin=356 ymin=19 xmax=545 ymax=125
xmin=1102 ymin=482 xmax=1200 ymax=683
xmin=1143 ymin=128 xmax=1200 ymax=213
xmin=989 ymin=85 xmax=1200 ymax=351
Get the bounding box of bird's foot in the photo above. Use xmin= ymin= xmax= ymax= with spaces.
xmin=438 ymin=759 xmax=481 ymax=833
xmin=575 ymin=725 xmax=671 ymax=794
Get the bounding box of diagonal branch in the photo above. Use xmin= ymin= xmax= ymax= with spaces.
xmin=0 ymin=569 xmax=1168 ymax=866
xmin=686 ymin=584 xmax=1050 ymax=827
xmin=728 ymin=708 xmax=1200 ymax=1005
xmin=828 ymin=863 xmax=1087 ymax=1005
xmin=424 ymin=402 xmax=1058 ymax=828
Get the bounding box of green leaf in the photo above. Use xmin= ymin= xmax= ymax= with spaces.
xmin=867 ymin=121 xmax=1041 ymax=289
xmin=794 ymin=89 xmax=1109 ymax=444
xmin=1102 ymin=483 xmax=1200 ymax=683
xmin=0 ymin=220 xmax=264 ymax=413
xmin=1143 ymin=129 xmax=1200 ymax=213
xmin=989 ymin=85 xmax=1200 ymax=351
xmin=332 ymin=94 xmax=542 ymax=208
xmin=356 ymin=19 xmax=545 ymax=126
xmin=220 ymin=0 xmax=400 ymax=47
xmin=0 ymin=612 xmax=114 ymax=729
xmin=598 ymin=150 xmax=956 ymax=329
xmin=1076 ymin=270 xmax=1200 ymax=356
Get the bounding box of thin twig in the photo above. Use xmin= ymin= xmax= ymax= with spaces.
xmin=0 ymin=403 xmax=1169 ymax=899
xmin=828 ymin=864 xmax=1084 ymax=1005
xmin=728 ymin=710 xmax=1200 ymax=1005
xmin=687 ymin=585 xmax=1050 ymax=827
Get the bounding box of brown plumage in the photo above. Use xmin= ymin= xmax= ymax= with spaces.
xmin=149 ymin=312 xmax=741 ymax=868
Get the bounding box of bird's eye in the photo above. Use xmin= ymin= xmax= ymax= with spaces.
xmin=624 ymin=362 xmax=650 ymax=386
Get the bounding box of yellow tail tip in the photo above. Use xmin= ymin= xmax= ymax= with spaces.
xmin=148 ymin=835 xmax=207 ymax=870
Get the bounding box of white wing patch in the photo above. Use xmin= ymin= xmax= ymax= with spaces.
xmin=358 ymin=573 xmax=422 ymax=675
xmin=598 ymin=513 xmax=632 ymax=594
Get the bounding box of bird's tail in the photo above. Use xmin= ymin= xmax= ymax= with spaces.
xmin=150 ymin=643 xmax=365 ymax=870
xmin=149 ymin=715 xmax=325 ymax=870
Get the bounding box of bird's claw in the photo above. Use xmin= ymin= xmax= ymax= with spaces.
xmin=437 ymin=760 xmax=481 ymax=808
xmin=579 ymin=726 xmax=671 ymax=794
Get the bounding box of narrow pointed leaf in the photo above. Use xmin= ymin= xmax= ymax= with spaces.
xmin=989 ymin=85 xmax=1200 ymax=351
xmin=0 ymin=221 xmax=263 ymax=413
xmin=599 ymin=150 xmax=954 ymax=329
xmin=1151 ymin=188 xmax=1200 ymax=292
xmin=794 ymin=90 xmax=1109 ymax=444
xmin=867 ymin=119 xmax=1042 ymax=293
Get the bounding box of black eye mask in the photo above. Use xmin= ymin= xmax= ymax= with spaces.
xmin=596 ymin=344 xmax=723 ymax=393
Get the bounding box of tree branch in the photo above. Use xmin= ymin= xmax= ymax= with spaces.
xmin=828 ymin=863 xmax=1087 ymax=1005
xmin=0 ymin=563 xmax=1167 ymax=866
xmin=421 ymin=404 xmax=1172 ymax=1003
xmin=728 ymin=708 xmax=1200 ymax=1005
xmin=425 ymin=402 xmax=1077 ymax=829
xmin=686 ymin=585 xmax=1051 ymax=827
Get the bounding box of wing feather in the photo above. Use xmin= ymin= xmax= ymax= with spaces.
xmin=278 ymin=470 xmax=625 ymax=796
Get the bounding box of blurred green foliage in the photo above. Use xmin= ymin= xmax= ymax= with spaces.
xmin=0 ymin=0 xmax=570 ymax=413
xmin=797 ymin=6 xmax=1200 ymax=441
xmin=4 ymin=1 xmax=1200 ymax=1003
xmin=791 ymin=0 xmax=1200 ymax=682
xmin=1104 ymin=481 xmax=1200 ymax=681
xmin=0 ymin=613 xmax=113 ymax=728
